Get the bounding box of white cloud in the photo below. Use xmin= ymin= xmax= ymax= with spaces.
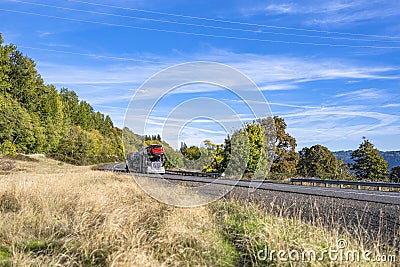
xmin=240 ymin=0 xmax=400 ymax=25
xmin=32 ymin=48 xmax=400 ymax=150
xmin=264 ymin=4 xmax=294 ymax=14
xmin=279 ymin=105 xmax=400 ymax=149
xmin=382 ymin=103 xmax=400 ymax=108
xmin=334 ymin=88 xmax=388 ymax=102
xmin=36 ymin=49 xmax=398 ymax=95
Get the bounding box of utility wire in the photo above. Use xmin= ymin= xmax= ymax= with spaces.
xmin=69 ymin=0 xmax=400 ymax=40
xmin=1 ymin=8 xmax=400 ymax=49
xmin=18 ymin=46 xmax=158 ymax=63
xmin=11 ymin=0 xmax=400 ymax=44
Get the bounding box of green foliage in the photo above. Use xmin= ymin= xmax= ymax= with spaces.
xmin=0 ymin=95 xmax=43 ymax=153
xmin=0 ymin=34 xmax=123 ymax=164
xmin=203 ymin=118 xmax=275 ymax=178
xmin=244 ymin=123 xmax=263 ymax=173
xmin=389 ymin=166 xmax=400 ymax=183
xmin=203 ymin=144 xmax=227 ymax=173
xmin=351 ymin=138 xmax=389 ymax=181
xmin=0 ymin=245 xmax=12 ymax=267
xmin=0 ymin=141 xmax=16 ymax=156
xmin=177 ymin=140 xmax=217 ymax=171
xmin=224 ymin=131 xmax=249 ymax=176
xmin=297 ymin=144 xmax=351 ymax=179
xmin=181 ymin=144 xmax=201 ymax=160
xmin=182 ymin=146 xmax=201 ymax=161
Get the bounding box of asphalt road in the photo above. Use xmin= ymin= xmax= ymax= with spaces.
xmin=97 ymin=163 xmax=400 ymax=205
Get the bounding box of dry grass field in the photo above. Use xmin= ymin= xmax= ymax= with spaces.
xmin=0 ymin=155 xmax=397 ymax=266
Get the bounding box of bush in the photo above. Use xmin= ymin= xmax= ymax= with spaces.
xmin=1 ymin=141 xmax=16 ymax=156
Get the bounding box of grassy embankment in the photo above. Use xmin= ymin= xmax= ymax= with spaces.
xmin=0 ymin=155 xmax=397 ymax=266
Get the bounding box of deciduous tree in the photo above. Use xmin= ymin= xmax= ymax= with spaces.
xmin=270 ymin=116 xmax=298 ymax=175
xmin=298 ymin=144 xmax=340 ymax=179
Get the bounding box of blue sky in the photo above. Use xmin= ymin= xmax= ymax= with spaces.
xmin=1 ymin=0 xmax=400 ymax=151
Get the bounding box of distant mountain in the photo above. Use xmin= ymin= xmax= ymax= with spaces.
xmin=333 ymin=150 xmax=400 ymax=171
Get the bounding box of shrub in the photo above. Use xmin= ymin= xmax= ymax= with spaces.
xmin=1 ymin=141 xmax=16 ymax=156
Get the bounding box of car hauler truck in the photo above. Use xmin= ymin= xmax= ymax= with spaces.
xmin=126 ymin=144 xmax=166 ymax=174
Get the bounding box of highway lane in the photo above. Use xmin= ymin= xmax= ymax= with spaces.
xmin=97 ymin=162 xmax=127 ymax=172
xmin=96 ymin=163 xmax=400 ymax=205
xmin=161 ymin=174 xmax=400 ymax=205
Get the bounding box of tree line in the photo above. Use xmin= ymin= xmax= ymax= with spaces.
xmin=0 ymin=34 xmax=124 ymax=164
xmin=179 ymin=117 xmax=398 ymax=182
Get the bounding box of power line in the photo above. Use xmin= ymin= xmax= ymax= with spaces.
xmin=69 ymin=0 xmax=400 ymax=40
xmin=1 ymin=8 xmax=400 ymax=49
xmin=11 ymin=0 xmax=400 ymax=44
xmin=18 ymin=45 xmax=157 ymax=63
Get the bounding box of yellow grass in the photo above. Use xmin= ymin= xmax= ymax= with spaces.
xmin=0 ymin=155 xmax=397 ymax=266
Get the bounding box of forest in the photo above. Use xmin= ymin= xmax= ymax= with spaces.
xmin=0 ymin=34 xmax=124 ymax=164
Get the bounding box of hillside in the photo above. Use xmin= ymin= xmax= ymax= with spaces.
xmin=333 ymin=150 xmax=400 ymax=170
xmin=0 ymin=34 xmax=123 ymax=164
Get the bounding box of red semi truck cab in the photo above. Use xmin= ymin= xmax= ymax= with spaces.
xmin=148 ymin=144 xmax=164 ymax=155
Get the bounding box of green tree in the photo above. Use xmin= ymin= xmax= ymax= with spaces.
xmin=203 ymin=144 xmax=226 ymax=173
xmin=389 ymin=166 xmax=400 ymax=183
xmin=182 ymin=145 xmax=201 ymax=161
xmin=38 ymin=85 xmax=64 ymax=152
xmin=76 ymin=101 xmax=94 ymax=130
xmin=270 ymin=116 xmax=298 ymax=175
xmin=351 ymin=138 xmax=389 ymax=181
xmin=0 ymin=140 xmax=16 ymax=156
xmin=0 ymin=95 xmax=43 ymax=153
xmin=60 ymin=88 xmax=79 ymax=125
xmin=203 ymin=118 xmax=274 ymax=178
xmin=0 ymin=34 xmax=12 ymax=95
xmin=244 ymin=122 xmax=263 ymax=173
xmin=0 ymin=35 xmax=125 ymax=164
xmin=297 ymin=144 xmax=340 ymax=179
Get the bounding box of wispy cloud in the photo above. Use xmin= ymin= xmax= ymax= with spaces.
xmin=36 ymin=30 xmax=53 ymax=38
xmin=334 ymin=88 xmax=388 ymax=102
xmin=279 ymin=104 xmax=400 ymax=149
xmin=382 ymin=103 xmax=400 ymax=108
xmin=33 ymin=48 xmax=400 ymax=150
xmin=240 ymin=0 xmax=400 ymax=26
xmin=36 ymin=49 xmax=398 ymax=89
xmin=263 ymin=4 xmax=294 ymax=14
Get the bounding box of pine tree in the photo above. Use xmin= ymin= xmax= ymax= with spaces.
xmin=351 ymin=137 xmax=389 ymax=181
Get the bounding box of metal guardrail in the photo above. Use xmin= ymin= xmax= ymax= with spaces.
xmin=291 ymin=178 xmax=400 ymax=190
xmin=165 ymin=169 xmax=222 ymax=178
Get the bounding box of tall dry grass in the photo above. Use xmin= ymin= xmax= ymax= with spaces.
xmin=0 ymin=155 xmax=397 ymax=266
